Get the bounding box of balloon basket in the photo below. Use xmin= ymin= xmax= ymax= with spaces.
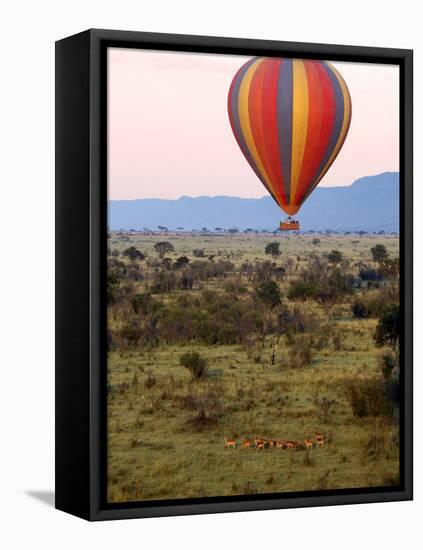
xmin=280 ymin=220 xmax=300 ymax=231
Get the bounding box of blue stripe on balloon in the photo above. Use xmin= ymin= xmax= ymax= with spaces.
xmin=277 ymin=58 xmax=293 ymax=205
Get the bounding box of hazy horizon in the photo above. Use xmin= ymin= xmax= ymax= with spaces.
xmin=108 ymin=170 xmax=398 ymax=202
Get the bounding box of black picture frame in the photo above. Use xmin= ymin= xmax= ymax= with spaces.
xmin=55 ymin=28 xmax=413 ymax=521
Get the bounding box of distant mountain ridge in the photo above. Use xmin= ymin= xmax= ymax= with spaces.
xmin=108 ymin=172 xmax=399 ymax=232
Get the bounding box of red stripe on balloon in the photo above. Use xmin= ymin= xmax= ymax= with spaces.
xmin=261 ymin=59 xmax=287 ymax=206
xmin=293 ymin=61 xmax=324 ymax=203
xmin=248 ymin=60 xmax=283 ymax=205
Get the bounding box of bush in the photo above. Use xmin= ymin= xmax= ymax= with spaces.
xmin=344 ymin=378 xmax=392 ymax=418
xmin=351 ymin=292 xmax=387 ymax=319
xmin=122 ymin=246 xmax=145 ymax=261
xmin=371 ymin=244 xmax=388 ymax=263
xmin=351 ymin=300 xmax=371 ymax=319
xmin=283 ymin=335 xmax=314 ymax=369
xmin=179 ymin=351 xmax=208 ymax=379
xmin=265 ymin=242 xmax=281 ymax=257
xmin=287 ymin=281 xmax=319 ymax=301
xmin=374 ymin=304 xmax=400 ymax=351
xmin=327 ymin=250 xmax=343 ymax=264
xmin=180 ymin=384 xmax=224 ymax=428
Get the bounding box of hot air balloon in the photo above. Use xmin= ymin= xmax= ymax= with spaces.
xmin=227 ymin=58 xmax=352 ymax=231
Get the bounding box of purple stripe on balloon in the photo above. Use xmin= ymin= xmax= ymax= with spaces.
xmin=277 ymin=58 xmax=293 ymax=204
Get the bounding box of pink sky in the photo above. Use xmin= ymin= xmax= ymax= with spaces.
xmin=108 ymin=48 xmax=399 ymax=200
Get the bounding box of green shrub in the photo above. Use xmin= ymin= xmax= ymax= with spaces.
xmin=344 ymin=378 xmax=392 ymax=418
xmin=179 ymin=351 xmax=208 ymax=379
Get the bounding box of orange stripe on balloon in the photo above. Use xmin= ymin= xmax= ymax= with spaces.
xmin=290 ymin=60 xmax=309 ymax=203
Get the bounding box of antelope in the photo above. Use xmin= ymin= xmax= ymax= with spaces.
xmin=315 ymin=432 xmax=325 ymax=448
xmin=241 ymin=439 xmax=252 ymax=449
xmin=224 ymin=438 xmax=236 ymax=449
xmin=286 ymin=440 xmax=297 ymax=451
xmin=304 ymin=439 xmax=313 ymax=450
xmin=256 ymin=440 xmax=265 ymax=451
xmin=276 ymin=439 xmax=286 ymax=449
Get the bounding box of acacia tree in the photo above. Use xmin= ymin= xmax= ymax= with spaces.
xmin=153 ymin=241 xmax=174 ymax=259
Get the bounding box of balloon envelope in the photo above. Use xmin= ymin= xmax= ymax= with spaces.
xmin=228 ymin=58 xmax=352 ymax=216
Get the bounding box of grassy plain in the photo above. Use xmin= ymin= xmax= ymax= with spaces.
xmin=107 ymin=233 xmax=400 ymax=502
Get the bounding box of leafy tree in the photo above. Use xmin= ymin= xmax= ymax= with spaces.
xmin=122 ymin=246 xmax=145 ymax=261
xmin=193 ymin=248 xmax=205 ymax=258
xmin=256 ymin=280 xmax=281 ymax=308
xmin=327 ymin=249 xmax=343 ymax=264
xmin=374 ymin=304 xmax=399 ymax=357
xmin=312 ymin=238 xmax=321 ymax=248
xmin=107 ymin=271 xmax=120 ymax=304
xmin=371 ymin=244 xmax=388 ymax=263
xmin=153 ymin=241 xmax=174 ymax=258
xmin=265 ymin=242 xmax=281 ymax=257
xmin=179 ymin=351 xmax=208 ymax=380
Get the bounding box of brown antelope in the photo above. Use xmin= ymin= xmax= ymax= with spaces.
xmin=276 ymin=439 xmax=286 ymax=449
xmin=224 ymin=438 xmax=236 ymax=449
xmin=286 ymin=440 xmax=296 ymax=451
xmin=315 ymin=432 xmax=325 ymax=448
xmin=256 ymin=440 xmax=265 ymax=451
xmin=304 ymin=439 xmax=313 ymax=450
xmin=241 ymin=439 xmax=252 ymax=449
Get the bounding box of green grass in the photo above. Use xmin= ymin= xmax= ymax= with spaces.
xmin=107 ymin=233 xmax=400 ymax=502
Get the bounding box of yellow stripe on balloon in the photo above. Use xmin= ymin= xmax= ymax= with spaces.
xmin=312 ymin=62 xmax=352 ymax=188
xmin=290 ymin=60 xmax=309 ymax=203
xmin=237 ymin=58 xmax=279 ymax=200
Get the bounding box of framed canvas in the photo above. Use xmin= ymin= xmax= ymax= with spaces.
xmin=55 ymin=29 xmax=413 ymax=521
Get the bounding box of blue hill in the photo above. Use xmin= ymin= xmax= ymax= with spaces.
xmin=108 ymin=172 xmax=399 ymax=232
